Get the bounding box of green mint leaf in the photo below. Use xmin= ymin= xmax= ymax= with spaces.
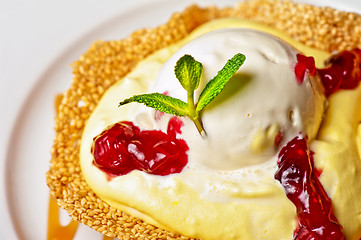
xmin=174 ymin=54 xmax=203 ymax=92
xmin=118 ymin=53 xmax=246 ymax=137
xmin=119 ymin=93 xmax=188 ymax=116
xmin=196 ymin=53 xmax=246 ymax=112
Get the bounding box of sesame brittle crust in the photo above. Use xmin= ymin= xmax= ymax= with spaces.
xmin=46 ymin=0 xmax=361 ymax=239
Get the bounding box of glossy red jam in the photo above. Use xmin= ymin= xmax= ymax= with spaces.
xmin=295 ymin=54 xmax=317 ymax=84
xmin=92 ymin=116 xmax=189 ymax=177
xmin=295 ymin=48 xmax=361 ymax=96
xmin=319 ymin=48 xmax=361 ymax=96
xmin=275 ymin=136 xmax=344 ymax=240
xmin=279 ymin=49 xmax=361 ymax=239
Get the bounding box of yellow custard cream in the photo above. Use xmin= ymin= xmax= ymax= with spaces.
xmin=80 ymin=19 xmax=361 ymax=239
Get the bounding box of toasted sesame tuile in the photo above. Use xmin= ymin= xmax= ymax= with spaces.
xmin=46 ymin=0 xmax=361 ymax=238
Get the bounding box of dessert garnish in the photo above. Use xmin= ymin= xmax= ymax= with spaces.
xmin=275 ymin=136 xmax=344 ymax=240
xmin=294 ymin=54 xmax=316 ymax=84
xmin=296 ymin=49 xmax=361 ymax=96
xmin=119 ymin=53 xmax=246 ymax=136
xmin=318 ymin=48 xmax=361 ymax=96
xmin=276 ymin=48 xmax=361 ymax=239
xmin=92 ymin=117 xmax=189 ymax=177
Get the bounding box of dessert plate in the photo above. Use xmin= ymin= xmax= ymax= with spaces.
xmin=1 ymin=0 xmax=360 ymax=239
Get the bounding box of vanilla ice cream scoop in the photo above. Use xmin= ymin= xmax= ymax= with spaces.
xmin=137 ymin=28 xmax=325 ymax=171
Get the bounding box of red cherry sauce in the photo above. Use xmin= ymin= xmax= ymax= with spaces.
xmin=275 ymin=136 xmax=344 ymax=240
xmin=295 ymin=48 xmax=361 ymax=96
xmin=319 ymin=49 xmax=361 ymax=96
xmin=92 ymin=116 xmax=189 ymax=178
xmin=280 ymin=49 xmax=361 ymax=239
xmin=295 ymin=54 xmax=317 ymax=84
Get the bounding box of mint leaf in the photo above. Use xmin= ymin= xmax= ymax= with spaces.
xmin=196 ymin=53 xmax=245 ymax=112
xmin=174 ymin=54 xmax=203 ymax=93
xmin=118 ymin=53 xmax=246 ymax=137
xmin=119 ymin=93 xmax=188 ymax=116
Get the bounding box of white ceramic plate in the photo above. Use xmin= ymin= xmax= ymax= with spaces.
xmin=1 ymin=0 xmax=360 ymax=239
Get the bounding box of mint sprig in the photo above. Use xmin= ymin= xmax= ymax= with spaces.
xmin=119 ymin=53 xmax=246 ymax=136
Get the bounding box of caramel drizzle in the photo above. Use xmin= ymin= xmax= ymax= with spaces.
xmin=47 ymin=196 xmax=79 ymax=240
